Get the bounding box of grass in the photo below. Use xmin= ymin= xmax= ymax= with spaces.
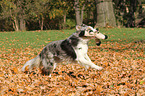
xmin=101 ymin=28 xmax=145 ymax=43
xmin=0 ymin=30 xmax=74 ymax=50
xmin=0 ymin=28 xmax=144 ymax=51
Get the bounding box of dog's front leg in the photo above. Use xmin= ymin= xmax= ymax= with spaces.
xmin=84 ymin=54 xmax=92 ymax=62
xmin=77 ymin=57 xmax=103 ymax=70
xmin=83 ymin=54 xmax=92 ymax=70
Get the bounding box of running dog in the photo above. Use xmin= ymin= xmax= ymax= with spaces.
xmin=22 ymin=24 xmax=108 ymax=77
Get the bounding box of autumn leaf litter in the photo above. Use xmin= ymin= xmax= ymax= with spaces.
xmin=0 ymin=41 xmax=145 ymax=95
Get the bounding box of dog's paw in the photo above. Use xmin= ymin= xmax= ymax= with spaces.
xmin=96 ymin=66 xmax=103 ymax=70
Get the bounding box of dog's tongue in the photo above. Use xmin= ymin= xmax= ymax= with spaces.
xmin=95 ymin=38 xmax=101 ymax=46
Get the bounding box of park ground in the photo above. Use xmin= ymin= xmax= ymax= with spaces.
xmin=0 ymin=28 xmax=145 ymax=95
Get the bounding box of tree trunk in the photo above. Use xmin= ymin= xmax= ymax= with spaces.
xmin=74 ymin=0 xmax=82 ymax=25
xmin=39 ymin=16 xmax=44 ymax=30
xmin=96 ymin=0 xmax=116 ymax=27
xmin=41 ymin=17 xmax=44 ymax=30
xmin=20 ymin=17 xmax=26 ymax=31
xmin=13 ymin=17 xmax=19 ymax=31
xmin=126 ymin=0 xmax=137 ymax=27
xmin=63 ymin=12 xmax=66 ymax=29
xmin=81 ymin=4 xmax=85 ymax=24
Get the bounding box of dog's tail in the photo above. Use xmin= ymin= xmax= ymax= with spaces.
xmin=22 ymin=55 xmax=41 ymax=72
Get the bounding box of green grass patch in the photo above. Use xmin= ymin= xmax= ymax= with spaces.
xmin=0 ymin=30 xmax=74 ymax=50
xmin=0 ymin=28 xmax=144 ymax=51
xmin=101 ymin=28 xmax=145 ymax=43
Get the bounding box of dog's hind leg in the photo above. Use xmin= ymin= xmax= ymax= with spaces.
xmin=22 ymin=55 xmax=41 ymax=72
xmin=41 ymin=54 xmax=57 ymax=77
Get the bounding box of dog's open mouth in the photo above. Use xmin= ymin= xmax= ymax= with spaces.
xmin=95 ymin=35 xmax=108 ymax=46
xmin=104 ymin=35 xmax=108 ymax=39
xmin=95 ymin=38 xmax=101 ymax=46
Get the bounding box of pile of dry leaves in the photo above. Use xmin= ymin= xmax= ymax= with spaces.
xmin=0 ymin=42 xmax=145 ymax=95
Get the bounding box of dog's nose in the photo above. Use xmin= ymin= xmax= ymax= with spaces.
xmin=105 ymin=35 xmax=108 ymax=39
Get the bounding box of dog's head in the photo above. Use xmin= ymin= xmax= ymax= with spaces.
xmin=76 ymin=24 xmax=108 ymax=46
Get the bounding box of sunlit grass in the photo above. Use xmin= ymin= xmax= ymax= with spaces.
xmin=0 ymin=28 xmax=144 ymax=51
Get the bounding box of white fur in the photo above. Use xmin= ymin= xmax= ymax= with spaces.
xmin=95 ymin=32 xmax=106 ymax=39
xmin=74 ymin=38 xmax=103 ymax=70
xmin=84 ymin=26 xmax=106 ymax=40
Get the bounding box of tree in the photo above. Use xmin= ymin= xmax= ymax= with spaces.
xmin=29 ymin=0 xmax=50 ymax=30
xmin=74 ymin=0 xmax=86 ymax=25
xmin=95 ymin=0 xmax=116 ymax=27
xmin=0 ymin=0 xmax=31 ymax=31
xmin=113 ymin=0 xmax=145 ymax=27
xmin=49 ymin=0 xmax=72 ymax=29
xmin=126 ymin=0 xmax=138 ymax=27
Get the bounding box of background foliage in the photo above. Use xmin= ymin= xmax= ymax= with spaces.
xmin=0 ymin=0 xmax=145 ymax=31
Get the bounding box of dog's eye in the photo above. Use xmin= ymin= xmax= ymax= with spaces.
xmin=95 ymin=31 xmax=99 ymax=34
xmin=96 ymin=28 xmax=99 ymax=31
xmin=89 ymin=30 xmax=93 ymax=33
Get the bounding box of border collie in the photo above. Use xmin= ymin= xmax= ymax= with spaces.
xmin=22 ymin=24 xmax=108 ymax=77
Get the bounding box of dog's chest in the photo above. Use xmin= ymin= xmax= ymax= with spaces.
xmin=75 ymin=41 xmax=88 ymax=55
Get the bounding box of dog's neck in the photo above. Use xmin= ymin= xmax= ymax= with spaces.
xmin=79 ymin=38 xmax=89 ymax=44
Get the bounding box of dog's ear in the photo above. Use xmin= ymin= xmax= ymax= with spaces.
xmin=95 ymin=38 xmax=101 ymax=46
xmin=76 ymin=24 xmax=87 ymax=31
xmin=76 ymin=25 xmax=82 ymax=31
xmin=79 ymin=31 xmax=85 ymax=37
xmin=81 ymin=24 xmax=87 ymax=27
